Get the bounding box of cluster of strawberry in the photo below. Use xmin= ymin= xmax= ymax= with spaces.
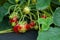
xmin=13 ymin=21 xmax=35 ymax=33
xmin=9 ymin=6 xmax=47 ymax=33
xmin=9 ymin=12 xmax=36 ymax=33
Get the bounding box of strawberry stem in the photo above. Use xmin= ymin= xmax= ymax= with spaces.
xmin=27 ymin=0 xmax=30 ymax=6
xmin=29 ymin=14 xmax=32 ymax=21
xmin=13 ymin=4 xmax=18 ymax=12
xmin=49 ymin=6 xmax=53 ymax=15
xmin=8 ymin=5 xmax=16 ymax=15
xmin=37 ymin=11 xmax=40 ymax=31
xmin=0 ymin=29 xmax=13 ymax=34
xmin=30 ymin=12 xmax=36 ymax=20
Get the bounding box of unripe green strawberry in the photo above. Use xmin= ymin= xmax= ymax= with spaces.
xmin=34 ymin=25 xmax=38 ymax=30
xmin=23 ymin=6 xmax=30 ymax=14
xmin=15 ymin=0 xmax=19 ymax=3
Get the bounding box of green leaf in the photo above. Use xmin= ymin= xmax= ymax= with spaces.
xmin=42 ymin=24 xmax=50 ymax=31
xmin=0 ymin=18 xmax=12 ymax=31
xmin=46 ymin=17 xmax=53 ymax=25
xmin=3 ymin=2 xmax=11 ymax=10
xmin=59 ymin=0 xmax=60 ymax=2
xmin=8 ymin=0 xmax=16 ymax=4
xmin=37 ymin=27 xmax=60 ymax=40
xmin=37 ymin=18 xmax=46 ymax=24
xmin=37 ymin=17 xmax=53 ymax=31
xmin=0 ymin=14 xmax=3 ymax=22
xmin=53 ymin=7 xmax=60 ymax=26
xmin=52 ymin=0 xmax=60 ymax=5
xmin=36 ymin=0 xmax=51 ymax=10
xmin=0 ymin=6 xmax=8 ymax=22
xmin=0 ymin=0 xmax=7 ymax=5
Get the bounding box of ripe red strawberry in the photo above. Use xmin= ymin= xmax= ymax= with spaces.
xmin=9 ymin=16 xmax=17 ymax=23
xmin=29 ymin=21 xmax=35 ymax=28
xmin=17 ymin=21 xmax=31 ymax=33
xmin=9 ymin=16 xmax=18 ymax=26
xmin=18 ymin=25 xmax=27 ymax=33
xmin=18 ymin=21 xmax=27 ymax=33
xmin=25 ymin=24 xmax=31 ymax=30
xmin=13 ymin=24 xmax=21 ymax=33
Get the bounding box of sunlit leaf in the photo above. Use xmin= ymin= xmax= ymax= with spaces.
xmin=37 ymin=18 xmax=46 ymax=24
xmin=36 ymin=0 xmax=51 ymax=10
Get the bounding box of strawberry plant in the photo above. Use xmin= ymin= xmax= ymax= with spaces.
xmin=0 ymin=0 xmax=60 ymax=40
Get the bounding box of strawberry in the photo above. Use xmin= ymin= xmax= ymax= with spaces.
xmin=17 ymin=21 xmax=31 ymax=33
xmin=18 ymin=25 xmax=27 ymax=33
xmin=18 ymin=26 xmax=26 ymax=33
xmin=9 ymin=16 xmax=18 ymax=26
xmin=18 ymin=21 xmax=27 ymax=33
xmin=15 ymin=0 xmax=19 ymax=3
xmin=41 ymin=14 xmax=47 ymax=18
xmin=34 ymin=25 xmax=38 ymax=30
xmin=12 ymin=16 xmax=17 ymax=22
xmin=13 ymin=24 xmax=20 ymax=33
xmin=29 ymin=21 xmax=35 ymax=28
xmin=23 ymin=6 xmax=30 ymax=14
xmin=25 ymin=24 xmax=31 ymax=30
xmin=9 ymin=16 xmax=17 ymax=23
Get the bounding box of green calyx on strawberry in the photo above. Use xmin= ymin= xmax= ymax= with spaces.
xmin=29 ymin=21 xmax=36 ymax=28
xmin=23 ymin=6 xmax=30 ymax=14
xmin=9 ymin=12 xmax=18 ymax=19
